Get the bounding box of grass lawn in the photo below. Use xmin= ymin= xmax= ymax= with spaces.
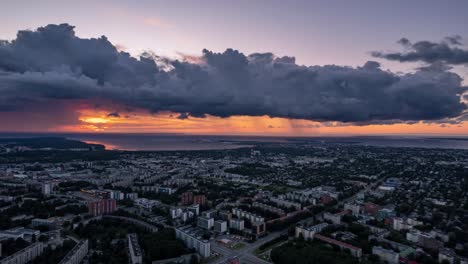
xmin=232 ymin=242 xmax=246 ymax=250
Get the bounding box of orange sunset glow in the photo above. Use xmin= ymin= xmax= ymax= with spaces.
xmin=51 ymin=108 xmax=468 ymax=136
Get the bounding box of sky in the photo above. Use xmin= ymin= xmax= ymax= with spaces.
xmin=0 ymin=0 xmax=468 ymax=136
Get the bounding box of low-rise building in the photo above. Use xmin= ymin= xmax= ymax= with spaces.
xmin=218 ymin=211 xmax=232 ymax=221
xmin=201 ymin=209 xmax=217 ymax=218
xmin=251 ymin=221 xmax=266 ymax=236
xmin=406 ymin=230 xmax=443 ymax=250
xmin=295 ymin=223 xmax=328 ymax=240
xmin=377 ymin=208 xmax=395 ymax=220
xmin=372 ymin=246 xmax=399 ymax=264
xmin=418 ymin=232 xmax=443 ymax=250
xmin=314 ymin=234 xmax=362 ymax=258
xmin=406 ymin=229 xmax=420 ymax=243
xmin=363 ymin=203 xmax=380 ymax=216
xmin=0 ymin=227 xmax=40 ymax=241
xmin=128 ymin=233 xmax=143 ymax=264
xmin=392 ymin=217 xmax=422 ymax=231
xmin=134 ymin=198 xmax=159 ymax=210
xmin=170 ymin=207 xmax=183 ymax=219
xmin=344 ymin=203 xmax=361 ymax=216
xmin=126 ymin=192 xmax=139 ymax=200
xmin=0 ymin=195 xmax=14 ymax=202
xmin=324 ymin=212 xmax=342 ymax=225
xmin=252 ymin=202 xmax=286 ymax=216
xmin=31 ymin=217 xmax=64 ymax=229
xmin=155 ymin=186 xmax=176 ymax=195
xmin=431 ymin=230 xmax=449 ymax=243
xmin=269 ymin=197 xmax=301 ymax=210
xmin=438 ymin=248 xmax=457 ymax=264
xmin=187 ymin=204 xmax=200 ymax=216
xmin=41 ymin=183 xmax=52 ymax=195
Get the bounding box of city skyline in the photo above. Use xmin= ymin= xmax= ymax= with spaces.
xmin=0 ymin=3 xmax=467 ymax=262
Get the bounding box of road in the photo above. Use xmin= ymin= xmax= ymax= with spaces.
xmin=209 ymin=176 xmax=387 ymax=263
xmin=210 ymin=231 xmax=283 ymax=264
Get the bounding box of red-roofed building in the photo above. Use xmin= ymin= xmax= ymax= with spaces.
xmin=399 ymin=257 xmax=420 ymax=264
xmin=336 ymin=210 xmax=350 ymax=216
xmin=227 ymin=258 xmax=240 ymax=264
xmin=320 ymin=195 xmax=334 ymax=205
xmin=363 ymin=202 xmax=380 ymax=215
xmin=314 ymin=234 xmax=362 ymax=258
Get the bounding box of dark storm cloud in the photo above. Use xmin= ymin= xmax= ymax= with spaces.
xmin=107 ymin=112 xmax=120 ymax=118
xmin=0 ymin=24 xmax=467 ymax=124
xmin=445 ymin=35 xmax=463 ymax=46
xmin=177 ymin=113 xmax=189 ymax=119
xmin=372 ymin=36 xmax=468 ymax=65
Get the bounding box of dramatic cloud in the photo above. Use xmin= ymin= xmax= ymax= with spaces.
xmin=372 ymin=36 xmax=468 ymax=65
xmin=0 ymin=24 xmax=467 ymax=126
xmin=107 ymin=112 xmax=121 ymax=118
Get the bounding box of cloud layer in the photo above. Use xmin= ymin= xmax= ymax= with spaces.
xmin=0 ymin=24 xmax=467 ymax=126
xmin=372 ymin=36 xmax=468 ymax=65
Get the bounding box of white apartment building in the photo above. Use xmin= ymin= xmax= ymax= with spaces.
xmin=58 ymin=240 xmax=89 ymax=264
xmin=128 ymin=233 xmax=143 ymax=264
xmin=214 ymin=220 xmax=227 ymax=233
xmin=229 ymin=218 xmax=244 ymax=231
xmin=372 ymin=246 xmax=399 ymax=264
xmin=393 ymin=218 xmax=422 ymax=231
xmin=175 ymin=226 xmax=211 ymax=258
xmin=232 ymin=208 xmax=264 ymax=223
xmin=344 ymin=203 xmax=361 ymax=216
xmin=134 ymin=198 xmax=159 ymax=210
xmin=323 ymin=212 xmax=342 ymax=225
xmin=270 ymin=197 xmax=302 ymax=210
xmin=295 ymin=223 xmax=328 ymax=240
xmin=197 ymin=216 xmax=214 ymax=230
xmin=1 ymin=242 xmax=45 ymax=264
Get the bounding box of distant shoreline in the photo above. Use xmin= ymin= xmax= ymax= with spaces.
xmin=1 ymin=134 xmax=468 ymax=151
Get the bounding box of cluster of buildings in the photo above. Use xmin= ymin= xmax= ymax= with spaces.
xmin=378 ymin=178 xmax=401 ymax=192
xmin=170 ymin=204 xmax=200 ymax=222
xmin=31 ymin=217 xmax=68 ymax=230
xmin=1 ymin=138 xmax=467 ymax=263
xmin=252 ymin=201 xmax=286 ymax=217
xmin=134 ymin=198 xmax=159 ymax=210
xmin=132 ymin=185 xmax=176 ymax=195
xmin=285 ymin=186 xmax=340 ymax=205
xmin=0 ymin=227 xmax=40 ymax=242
